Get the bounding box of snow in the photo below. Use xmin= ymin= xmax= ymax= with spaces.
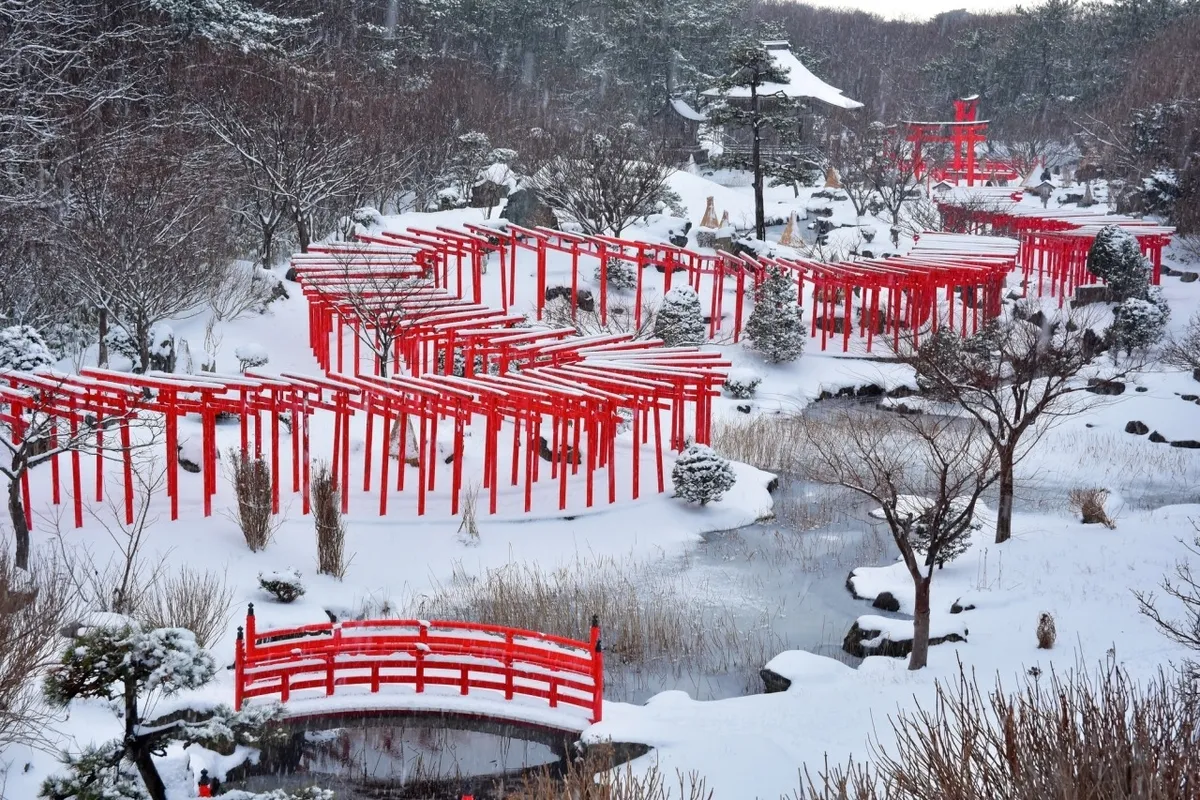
xmin=670 ymin=97 xmax=707 ymax=122
xmin=702 ymin=42 xmax=863 ymax=110
xmin=12 ymin=172 xmax=1200 ymax=800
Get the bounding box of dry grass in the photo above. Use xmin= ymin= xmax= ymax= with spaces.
xmin=0 ymin=546 xmax=77 ymax=750
xmin=312 ymin=462 xmax=350 ymax=578
xmin=410 ymin=553 xmax=787 ymax=699
xmin=457 ymin=482 xmax=480 ymax=544
xmin=711 ymin=415 xmax=804 ymax=472
xmin=803 ymin=662 xmax=1200 ymax=800
xmin=138 ymin=566 xmax=235 ymax=648
xmin=228 ymin=450 xmax=275 ymax=551
xmin=508 ymin=744 xmax=712 ymax=800
xmin=1069 ymin=487 xmax=1116 ymax=528
xmin=1036 ymin=611 xmax=1057 ymax=650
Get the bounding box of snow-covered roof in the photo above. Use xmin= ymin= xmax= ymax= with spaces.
xmin=671 ymin=97 xmax=708 ymax=122
xmin=703 ymin=41 xmax=863 ymax=110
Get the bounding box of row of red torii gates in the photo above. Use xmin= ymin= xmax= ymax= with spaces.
xmin=936 ymin=187 xmax=1175 ymax=304
xmin=300 ymin=223 xmax=1020 ymax=364
xmin=7 ymin=217 xmax=1037 ymax=530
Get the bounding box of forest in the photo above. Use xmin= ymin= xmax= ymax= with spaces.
xmin=2 ymin=0 xmax=1198 ymax=362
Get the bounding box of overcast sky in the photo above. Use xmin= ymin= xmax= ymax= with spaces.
xmin=795 ymin=0 xmax=1029 ymax=20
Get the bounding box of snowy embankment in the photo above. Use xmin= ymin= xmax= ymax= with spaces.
xmin=586 ymin=503 xmax=1197 ymax=798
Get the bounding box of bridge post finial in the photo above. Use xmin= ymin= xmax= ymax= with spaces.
xmin=247 ymin=602 xmax=255 ymax=617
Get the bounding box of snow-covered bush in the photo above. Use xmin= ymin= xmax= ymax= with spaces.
xmin=223 ymin=789 xmax=335 ymax=800
xmin=235 ymin=343 xmax=269 ymax=373
xmin=147 ymin=323 xmax=175 ymax=372
xmin=653 ymin=285 xmax=705 ymax=347
xmin=1108 ymin=292 xmax=1169 ymax=356
xmin=745 ymin=266 xmax=805 ymax=363
xmin=596 ymin=257 xmax=638 ymax=292
xmin=1086 ymin=225 xmax=1152 ymax=302
xmin=671 ymin=444 xmax=736 ymax=506
xmin=722 ymin=368 xmax=762 ymax=399
xmin=105 ymin=326 xmax=139 ymax=365
xmin=258 ymin=569 xmax=305 ymax=603
xmin=0 ymin=325 xmax=54 ymax=371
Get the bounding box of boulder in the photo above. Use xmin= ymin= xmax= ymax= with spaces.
xmin=470 ymin=180 xmax=509 ymax=209
xmin=500 ymin=188 xmax=557 ymax=229
xmin=1149 ymin=430 xmax=1169 ymax=443
xmin=538 ymin=436 xmax=581 ymax=467
xmin=178 ymin=446 xmax=201 ymax=474
xmin=1071 ymin=285 xmax=1111 ymax=307
xmin=1182 ymin=272 xmax=1199 ymax=284
xmin=1086 ymin=379 xmax=1125 ymax=396
xmin=545 ymin=285 xmax=595 ymax=313
xmin=1136 ymin=386 xmax=1149 ymax=392
xmin=695 ymin=229 xmax=717 ymax=249
xmin=872 ymin=591 xmax=901 ymax=612
xmin=1183 ymin=395 xmax=1198 ymax=402
xmin=950 ymin=600 xmax=976 ymax=614
xmin=668 ymin=222 xmax=692 ymax=248
xmin=759 ymin=668 xmax=792 ymax=694
xmin=1171 ymin=440 xmax=1200 ymax=449
xmin=1125 ymin=420 xmax=1149 ymax=435
xmin=842 ymin=620 xmax=967 ymax=659
xmin=736 ymin=404 xmax=752 ymax=414
xmin=284 ymin=267 xmax=299 ymax=282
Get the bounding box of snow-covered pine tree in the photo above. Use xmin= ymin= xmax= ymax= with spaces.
xmin=671 ymin=443 xmax=736 ymax=505
xmin=745 ymin=266 xmax=805 ymax=363
xmin=42 ymin=619 xmax=286 ymax=800
xmin=1086 ymin=225 xmax=1152 ymax=301
xmin=1109 ymin=291 xmax=1170 ymax=356
xmin=0 ymin=325 xmax=55 ymax=371
xmin=654 ymin=286 xmax=705 ymax=347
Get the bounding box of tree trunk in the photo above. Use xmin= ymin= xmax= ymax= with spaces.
xmin=125 ymin=682 xmax=168 ymax=800
xmin=135 ymin=321 xmax=151 ymax=374
xmin=751 ymin=86 xmax=765 ymax=241
xmin=908 ymin=577 xmax=932 ymax=670
xmin=296 ymin=214 xmax=311 ymax=254
xmin=98 ymin=307 xmax=109 ymax=368
xmin=995 ymin=445 xmax=1015 ymax=544
xmin=261 ymin=224 xmax=275 ymax=270
xmin=9 ymin=472 xmax=29 ymax=571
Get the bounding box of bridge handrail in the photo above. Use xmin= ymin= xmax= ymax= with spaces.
xmin=234 ymin=605 xmax=604 ymax=723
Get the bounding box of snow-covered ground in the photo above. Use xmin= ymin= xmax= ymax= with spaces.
xmin=6 ymin=172 xmax=1200 ymax=799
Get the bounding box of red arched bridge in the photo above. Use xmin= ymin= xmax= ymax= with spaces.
xmin=233 ymin=605 xmax=604 ymax=734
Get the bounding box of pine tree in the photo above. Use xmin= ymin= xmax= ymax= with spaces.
xmin=1109 ymin=291 xmax=1169 ymax=356
xmin=745 ymin=266 xmax=805 ymax=363
xmin=654 ymin=286 xmax=705 ymax=347
xmin=707 ymin=36 xmax=808 ymax=240
xmin=672 ymin=443 xmax=736 ymax=505
xmin=42 ymin=619 xmax=285 ymax=800
xmin=1087 ymin=225 xmax=1152 ymax=301
xmin=0 ymin=325 xmax=54 ymax=371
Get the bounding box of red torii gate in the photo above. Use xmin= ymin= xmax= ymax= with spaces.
xmin=903 ymin=97 xmax=1020 ymax=187
xmin=936 ymin=191 xmax=1175 ymax=296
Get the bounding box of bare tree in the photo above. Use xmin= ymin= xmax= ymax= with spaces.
xmin=56 ymin=134 xmax=234 ymax=372
xmin=0 ymin=544 xmax=76 ymax=751
xmin=313 ymin=246 xmax=445 ymax=379
xmin=868 ymin=126 xmax=920 ymax=229
xmin=1135 ymin=522 xmax=1200 ymax=689
xmin=528 ymin=122 xmax=676 ymax=237
xmin=901 ymin=311 xmax=1130 ymax=544
xmin=200 ymin=74 xmax=378 ymax=253
xmin=1163 ymin=309 xmax=1200 ymax=373
xmin=3 ymin=377 xmax=156 ymax=570
xmin=795 ymin=410 xmax=996 ymax=669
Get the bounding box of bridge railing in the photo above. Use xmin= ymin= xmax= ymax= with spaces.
xmin=234 ymin=604 xmax=604 ymax=723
